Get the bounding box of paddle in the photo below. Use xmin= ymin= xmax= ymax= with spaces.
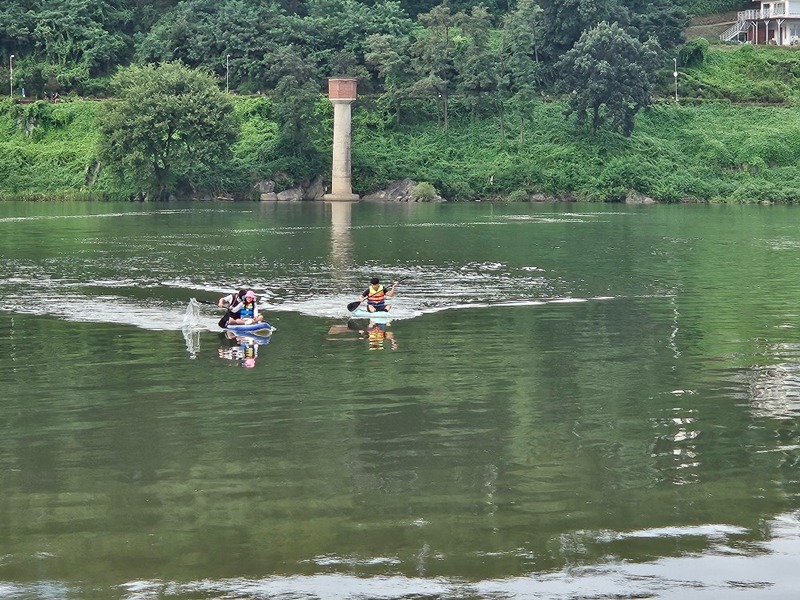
xmin=218 ymin=292 xmax=245 ymax=328
xmin=347 ymin=277 xmax=407 ymax=312
xmin=346 ymin=299 xmax=364 ymax=312
xmin=196 ymin=299 xmax=223 ymax=307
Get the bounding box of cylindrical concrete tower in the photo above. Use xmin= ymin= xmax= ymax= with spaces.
xmin=323 ymin=78 xmax=359 ymax=202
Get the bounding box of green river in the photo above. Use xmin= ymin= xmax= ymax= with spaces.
xmin=0 ymin=201 xmax=799 ymax=599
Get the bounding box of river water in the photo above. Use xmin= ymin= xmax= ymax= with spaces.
xmin=1 ymin=201 xmax=799 ymax=599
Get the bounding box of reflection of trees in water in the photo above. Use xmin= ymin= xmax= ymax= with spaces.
xmin=736 ymin=354 xmax=800 ymax=473
xmin=745 ymin=356 xmax=800 ymax=420
xmin=648 ymin=407 xmax=701 ymax=486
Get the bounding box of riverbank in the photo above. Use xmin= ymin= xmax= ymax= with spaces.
xmin=3 ymin=48 xmax=800 ymax=203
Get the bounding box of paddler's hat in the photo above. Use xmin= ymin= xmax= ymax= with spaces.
xmin=244 ymin=290 xmax=256 ymax=300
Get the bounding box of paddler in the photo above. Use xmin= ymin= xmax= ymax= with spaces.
xmin=226 ymin=290 xmax=265 ymax=325
xmin=358 ymin=277 xmax=398 ymax=313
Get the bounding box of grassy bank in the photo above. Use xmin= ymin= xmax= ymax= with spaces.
xmin=3 ymin=45 xmax=800 ymax=204
xmin=352 ymin=100 xmax=800 ymax=203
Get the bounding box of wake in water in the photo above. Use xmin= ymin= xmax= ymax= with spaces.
xmin=0 ymin=260 xmax=615 ymax=330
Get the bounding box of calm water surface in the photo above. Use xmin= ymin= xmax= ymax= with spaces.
xmin=1 ymin=201 xmax=799 ymax=599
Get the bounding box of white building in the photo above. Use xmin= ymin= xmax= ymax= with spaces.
xmin=720 ymin=1 xmax=800 ymax=45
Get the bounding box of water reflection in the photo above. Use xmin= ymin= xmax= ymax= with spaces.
xmin=745 ymin=357 xmax=800 ymax=420
xmin=328 ymin=201 xmax=353 ymax=279
xmin=107 ymin=509 xmax=800 ymax=598
xmin=649 ymin=406 xmax=702 ymax=486
xmin=217 ymin=331 xmax=271 ymax=368
xmin=327 ymin=318 xmax=399 ymax=350
xmin=363 ymin=319 xmax=398 ymax=351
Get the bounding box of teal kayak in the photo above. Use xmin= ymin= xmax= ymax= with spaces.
xmin=349 ymin=309 xmax=393 ymax=321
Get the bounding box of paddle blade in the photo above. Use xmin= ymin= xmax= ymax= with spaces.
xmin=218 ymin=311 xmax=231 ymax=328
xmin=347 ymin=301 xmax=362 ymax=312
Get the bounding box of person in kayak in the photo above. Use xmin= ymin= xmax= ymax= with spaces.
xmin=218 ymin=289 xmax=247 ymax=317
xmin=358 ymin=277 xmax=398 ymax=312
xmin=227 ymin=290 xmax=265 ymax=325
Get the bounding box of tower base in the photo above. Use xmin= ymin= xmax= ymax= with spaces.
xmin=323 ymin=193 xmax=360 ymax=202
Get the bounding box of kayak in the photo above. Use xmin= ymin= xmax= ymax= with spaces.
xmin=349 ymin=309 xmax=393 ymax=322
xmin=234 ymin=330 xmax=272 ymax=344
xmin=225 ymin=321 xmax=274 ymax=333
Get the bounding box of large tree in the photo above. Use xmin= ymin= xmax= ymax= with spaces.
xmin=537 ymin=0 xmax=626 ymax=63
xmin=410 ymin=3 xmax=459 ymax=130
xmin=555 ymin=21 xmax=660 ymax=136
xmin=454 ymin=5 xmax=498 ymax=119
xmin=499 ymin=0 xmax=543 ymax=142
xmin=99 ymin=62 xmax=237 ymax=199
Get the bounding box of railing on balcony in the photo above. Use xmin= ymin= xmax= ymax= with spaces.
xmin=740 ymin=4 xmax=800 ymax=20
xmin=720 ymin=5 xmax=800 ymax=42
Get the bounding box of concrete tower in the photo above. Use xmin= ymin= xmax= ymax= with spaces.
xmin=323 ymin=78 xmax=359 ymax=202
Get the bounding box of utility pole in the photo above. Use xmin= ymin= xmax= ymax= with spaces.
xmin=673 ymin=58 xmax=678 ymax=103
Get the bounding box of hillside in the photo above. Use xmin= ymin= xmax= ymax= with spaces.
xmin=5 ymin=9 xmax=800 ymax=205
xmin=684 ymin=11 xmax=739 ymax=40
xmin=4 ymin=81 xmax=800 ymax=204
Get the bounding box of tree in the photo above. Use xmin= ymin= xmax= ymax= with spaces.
xmin=35 ymin=0 xmax=132 ymax=85
xmin=454 ymin=5 xmax=498 ymax=119
xmin=366 ymin=32 xmax=415 ymax=124
xmin=99 ymin=62 xmax=237 ymax=199
xmin=499 ymin=0 xmax=543 ymax=142
xmin=538 ymin=0 xmax=626 ymax=63
xmin=411 ymin=3 xmax=459 ymax=130
xmin=623 ymin=0 xmax=688 ymax=51
xmin=555 ymin=21 xmax=660 ymax=136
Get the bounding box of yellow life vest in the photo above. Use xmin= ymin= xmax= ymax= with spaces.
xmin=367 ymin=284 xmax=386 ymax=303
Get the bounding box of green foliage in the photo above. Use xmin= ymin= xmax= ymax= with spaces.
xmin=7 ymin=44 xmax=800 ymax=205
xmin=411 ymin=181 xmax=437 ymax=199
xmin=678 ymin=37 xmax=709 ymax=68
xmin=676 ymin=45 xmax=800 ymax=104
xmin=98 ymin=62 xmax=237 ymax=200
xmin=4 ymin=0 xmax=133 ymax=97
xmin=556 ymin=21 xmax=661 ymax=136
xmin=0 ymin=98 xmax=107 ymax=199
xmin=505 ymin=189 xmax=529 ymax=202
xmin=676 ymin=0 xmax=750 ymax=17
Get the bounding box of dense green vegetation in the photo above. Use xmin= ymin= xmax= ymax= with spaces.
xmin=5 ymin=65 xmax=800 ymax=204
xmin=0 ymin=0 xmax=794 ymax=202
xmin=99 ymin=63 xmax=238 ymax=200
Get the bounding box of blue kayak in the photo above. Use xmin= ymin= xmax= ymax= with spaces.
xmin=224 ymin=321 xmax=274 ymax=333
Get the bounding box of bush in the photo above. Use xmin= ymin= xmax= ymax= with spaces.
xmin=679 ymin=38 xmax=709 ymax=68
xmin=411 ymin=181 xmax=437 ymax=200
xmin=506 ymin=189 xmax=529 ymax=202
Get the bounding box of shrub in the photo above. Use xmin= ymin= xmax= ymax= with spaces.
xmin=411 ymin=181 xmax=437 ymax=200
xmin=506 ymin=189 xmax=529 ymax=202
xmin=679 ymin=38 xmax=709 ymax=68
